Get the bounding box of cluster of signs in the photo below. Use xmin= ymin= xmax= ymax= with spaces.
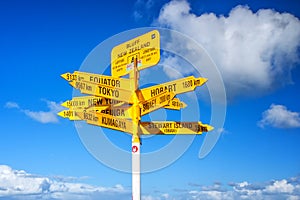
xmin=58 ymin=30 xmax=213 ymax=135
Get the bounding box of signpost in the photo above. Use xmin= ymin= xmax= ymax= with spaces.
xmin=58 ymin=30 xmax=213 ymax=200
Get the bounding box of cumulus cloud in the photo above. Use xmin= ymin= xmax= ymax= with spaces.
xmin=258 ymin=104 xmax=300 ymax=128
xmin=265 ymin=179 xmax=295 ymax=193
xmin=161 ymin=193 xmax=169 ymax=199
xmin=142 ymin=195 xmax=162 ymax=200
xmin=155 ymin=0 xmax=300 ymax=100
xmin=144 ymin=176 xmax=300 ymax=200
xmin=1 ymin=165 xmax=300 ymax=200
xmin=5 ymin=99 xmax=64 ymax=124
xmin=4 ymin=102 xmax=20 ymax=109
xmin=0 ymin=165 xmax=130 ymax=200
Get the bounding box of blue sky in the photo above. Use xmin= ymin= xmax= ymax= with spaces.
xmin=1 ymin=0 xmax=300 ymax=199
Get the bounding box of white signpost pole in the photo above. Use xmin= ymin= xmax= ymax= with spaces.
xmin=132 ymin=136 xmax=141 ymax=200
xmin=131 ymin=57 xmax=141 ymax=200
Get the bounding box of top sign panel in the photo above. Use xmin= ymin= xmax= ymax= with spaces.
xmin=111 ymin=30 xmax=160 ymax=77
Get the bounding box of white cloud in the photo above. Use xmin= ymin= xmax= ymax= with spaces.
xmin=142 ymin=195 xmax=161 ymax=200
xmin=265 ymin=180 xmax=294 ymax=193
xmin=258 ymin=104 xmax=300 ymax=128
xmin=23 ymin=110 xmax=59 ymax=124
xmin=2 ymin=164 xmax=300 ymax=200
xmin=161 ymin=193 xmax=169 ymax=199
xmin=140 ymin=175 xmax=300 ymax=200
xmin=4 ymin=102 xmax=19 ymax=109
xmin=156 ymin=0 xmax=300 ymax=100
xmin=5 ymin=99 xmax=64 ymax=124
xmin=0 ymin=165 xmax=130 ymax=200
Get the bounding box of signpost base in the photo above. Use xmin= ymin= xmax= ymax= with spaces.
xmin=132 ymin=137 xmax=141 ymax=200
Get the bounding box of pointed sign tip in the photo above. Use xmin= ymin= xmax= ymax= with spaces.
xmin=60 ymin=73 xmax=70 ymax=81
xmin=207 ymin=125 xmax=214 ymax=132
xmin=69 ymin=81 xmax=76 ymax=87
xmin=61 ymin=101 xmax=69 ymax=108
xmin=202 ymin=77 xmax=208 ymax=84
xmin=198 ymin=122 xmax=214 ymax=132
xmin=181 ymin=101 xmax=187 ymax=108
xmin=57 ymin=111 xmax=66 ymax=118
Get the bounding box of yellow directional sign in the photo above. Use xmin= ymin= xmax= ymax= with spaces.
xmin=136 ymin=76 xmax=207 ymax=101
xmin=139 ymin=121 xmax=213 ymax=134
xmin=61 ymin=71 xmax=132 ymax=90
xmin=87 ymin=106 xmax=132 ymax=119
xmin=58 ymin=105 xmax=132 ymax=120
xmin=76 ymin=111 xmax=133 ymax=133
xmin=69 ymin=81 xmax=133 ymax=103
xmin=57 ymin=110 xmax=82 ymax=120
xmin=140 ymin=92 xmax=175 ymax=115
xmin=111 ymin=30 xmax=160 ymax=77
xmin=61 ymin=96 xmax=125 ymax=109
xmin=164 ymin=98 xmax=187 ymax=110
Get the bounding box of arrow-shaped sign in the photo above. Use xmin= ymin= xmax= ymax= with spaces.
xmin=57 ymin=110 xmax=82 ymax=120
xmin=58 ymin=105 xmax=133 ymax=120
xmin=86 ymin=106 xmax=132 ymax=119
xmin=76 ymin=111 xmax=133 ymax=133
xmin=139 ymin=121 xmax=213 ymax=134
xmin=61 ymin=71 xmax=132 ymax=90
xmin=135 ymin=76 xmax=207 ymax=102
xmin=61 ymin=96 xmax=126 ymax=109
xmin=140 ymin=91 xmax=175 ymax=115
xmin=69 ymin=81 xmax=134 ymax=103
